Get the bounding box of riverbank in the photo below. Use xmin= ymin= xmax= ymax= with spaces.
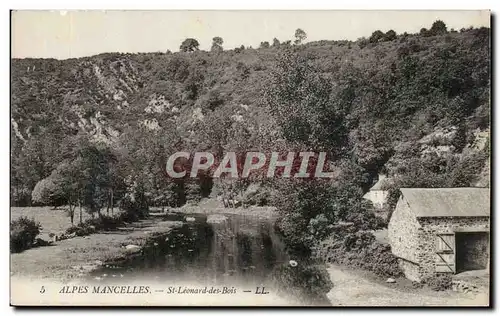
xmin=10 ymin=205 xmax=301 ymax=306
xmin=10 ymin=217 xmax=181 ymax=281
xmin=10 ymin=201 xmax=278 ymax=281
xmin=152 ymin=198 xmax=278 ymax=218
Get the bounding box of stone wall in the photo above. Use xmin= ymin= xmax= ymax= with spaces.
xmin=388 ymin=195 xmax=421 ymax=264
xmin=417 ymin=217 xmax=490 ymax=281
xmin=398 ymin=259 xmax=421 ymax=282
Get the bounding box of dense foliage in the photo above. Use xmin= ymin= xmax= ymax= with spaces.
xmin=271 ymin=261 xmax=333 ymax=305
xmin=10 ymin=217 xmax=41 ymax=253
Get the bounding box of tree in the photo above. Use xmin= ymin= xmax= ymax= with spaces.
xmin=420 ymin=28 xmax=431 ymax=37
xmin=260 ymin=41 xmax=270 ymax=49
xmin=369 ymin=30 xmax=385 ymax=43
xmin=430 ymin=20 xmax=447 ymax=35
xmin=53 ymin=160 xmax=84 ymax=225
xmin=69 ymin=140 xmax=119 ymax=219
xmin=294 ymin=28 xmax=307 ymax=45
xmin=211 ymin=36 xmax=224 ymax=52
xmin=31 ymin=161 xmax=81 ymax=225
xmin=384 ymin=30 xmax=397 ymax=41
xmin=31 ymin=177 xmax=58 ymax=206
xmin=272 ymin=38 xmax=280 ymax=48
xmin=180 ymin=38 xmax=200 ymax=52
xmin=265 ymin=51 xmax=348 ymax=155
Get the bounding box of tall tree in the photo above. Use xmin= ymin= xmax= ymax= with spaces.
xmin=430 ymin=20 xmax=447 ymax=35
xmin=294 ymin=28 xmax=307 ymax=45
xmin=211 ymin=36 xmax=224 ymax=52
xmin=180 ymin=38 xmax=200 ymax=52
xmin=265 ymin=51 xmax=348 ymax=156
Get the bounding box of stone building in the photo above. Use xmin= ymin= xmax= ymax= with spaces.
xmin=388 ymin=188 xmax=490 ymax=282
xmin=363 ymin=174 xmax=389 ymax=209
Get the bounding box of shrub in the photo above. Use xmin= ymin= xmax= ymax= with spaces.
xmin=422 ymin=274 xmax=452 ymax=291
xmin=65 ymin=215 xmax=123 ymax=237
xmin=314 ymin=231 xmax=403 ymax=278
xmin=98 ymin=215 xmax=122 ymax=230
xmin=118 ymin=210 xmax=140 ymax=223
xmin=66 ymin=221 xmax=97 ymax=236
xmin=10 ymin=217 xmax=41 ymax=253
xmin=120 ymin=192 xmax=149 ymax=219
xmin=271 ymin=261 xmax=333 ymax=305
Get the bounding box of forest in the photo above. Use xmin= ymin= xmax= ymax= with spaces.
xmin=11 ymin=21 xmax=490 ymax=275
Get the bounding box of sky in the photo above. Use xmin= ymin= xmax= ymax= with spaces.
xmin=11 ymin=10 xmax=491 ymax=60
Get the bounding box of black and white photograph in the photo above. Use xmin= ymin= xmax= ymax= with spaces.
xmin=9 ymin=10 xmax=491 ymax=307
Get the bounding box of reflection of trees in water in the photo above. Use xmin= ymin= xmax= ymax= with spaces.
xmin=207 ymin=215 xmax=288 ymax=281
xmin=109 ymin=214 xmax=310 ymax=288
xmin=236 ymin=232 xmax=253 ymax=267
xmin=140 ymin=222 xmax=214 ymax=279
xmin=92 ymin=214 xmax=331 ymax=305
xmin=261 ymin=230 xmax=276 ymax=270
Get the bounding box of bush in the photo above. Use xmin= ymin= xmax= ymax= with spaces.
xmin=120 ymin=193 xmax=149 ymax=219
xmin=10 ymin=217 xmax=41 ymax=253
xmin=66 ymin=221 xmax=97 ymax=236
xmin=98 ymin=215 xmax=122 ymax=230
xmin=271 ymin=261 xmax=333 ymax=305
xmin=65 ymin=215 xmax=123 ymax=237
xmin=314 ymin=231 xmax=403 ymax=278
xmin=422 ymin=274 xmax=452 ymax=291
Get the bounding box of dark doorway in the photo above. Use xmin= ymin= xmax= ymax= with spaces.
xmin=455 ymin=232 xmax=489 ymax=273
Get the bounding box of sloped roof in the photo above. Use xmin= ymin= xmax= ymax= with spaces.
xmin=370 ymin=178 xmax=387 ymax=191
xmin=400 ymin=188 xmax=490 ymax=218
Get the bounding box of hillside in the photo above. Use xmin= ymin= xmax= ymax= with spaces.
xmin=10 ymin=25 xmax=490 ymax=208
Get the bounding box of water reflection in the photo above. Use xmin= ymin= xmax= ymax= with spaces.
xmin=89 ymin=212 xmax=331 ymax=305
xmin=92 ymin=213 xmax=288 ymax=285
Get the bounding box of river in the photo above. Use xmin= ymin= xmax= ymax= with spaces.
xmin=88 ymin=212 xmax=332 ymax=306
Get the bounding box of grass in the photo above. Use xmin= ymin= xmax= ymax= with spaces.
xmin=10 ymin=207 xmax=178 ymax=281
xmin=11 ymin=206 xmax=94 ymax=239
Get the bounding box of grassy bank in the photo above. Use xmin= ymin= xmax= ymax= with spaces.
xmin=10 ymin=200 xmax=277 ymax=281
xmin=10 ymin=206 xmax=95 ymax=241
xmin=10 ymin=207 xmax=181 ymax=281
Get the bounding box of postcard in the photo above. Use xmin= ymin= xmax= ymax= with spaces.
xmin=10 ymin=10 xmax=491 ymax=307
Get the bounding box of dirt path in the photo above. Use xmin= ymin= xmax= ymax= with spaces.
xmin=326 ymin=264 xmax=489 ymax=306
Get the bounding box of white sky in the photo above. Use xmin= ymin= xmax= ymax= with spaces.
xmin=12 ymin=10 xmax=491 ymax=59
